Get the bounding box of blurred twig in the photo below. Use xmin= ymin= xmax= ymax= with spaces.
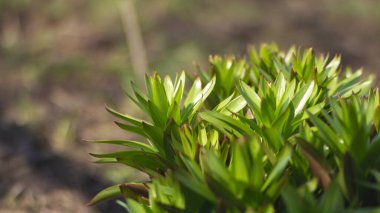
xmin=118 ymin=0 xmax=149 ymax=85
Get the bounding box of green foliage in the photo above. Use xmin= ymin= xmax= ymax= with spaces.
xmin=89 ymin=44 xmax=380 ymax=212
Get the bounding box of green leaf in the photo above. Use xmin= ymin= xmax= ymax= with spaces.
xmin=88 ymin=184 xmax=122 ymax=206
xmin=119 ymin=183 xmax=149 ymax=202
xmin=293 ymin=81 xmax=315 ymax=115
xmin=307 ymin=111 xmax=344 ymax=157
xmin=115 ymin=121 xmax=145 ymax=137
xmin=248 ymin=138 xmax=265 ymax=190
xmin=281 ymin=185 xmax=314 ymax=213
xmin=262 ymin=145 xmax=292 ymax=191
xmin=329 ymin=71 xmax=362 ymax=97
xmin=216 ymin=94 xmax=247 ymax=115
xmin=149 ymin=73 xmax=170 ymax=115
xmin=261 ymin=96 xmax=276 ymax=127
xmin=141 ymin=122 xmax=164 ymax=150
xmin=182 ymin=76 xmax=216 ymax=122
xmin=222 ymin=95 xmax=247 ymax=114
xmin=91 ymin=151 xmax=168 ymax=173
xmin=237 ymin=81 xmax=262 ymax=122
xmin=130 ymin=82 xmax=150 ymax=113
xmin=230 ymin=141 xmax=250 ymax=183
xmin=164 ymin=76 xmax=174 ymax=104
xmin=148 ymin=100 xmax=167 ymax=127
xmin=106 ymin=105 xmax=143 ymax=126
xmin=184 ymin=78 xmax=202 ymax=107
xmin=89 ymin=140 xmax=157 ymax=152
xmin=167 ymin=101 xmax=181 ymax=124
xmin=343 ymin=153 xmax=358 ymax=199
xmin=213 ymin=92 xmax=235 ymax=112
xmin=199 ymin=112 xmax=236 ymax=138
xmin=200 ymin=111 xmax=254 ymax=137
xmin=271 ymin=106 xmax=293 ymax=133
xmin=202 ymin=151 xmax=238 ymax=197
xmin=374 ymin=105 xmax=380 ymax=132
xmin=298 ymin=138 xmax=331 ymax=189
xmin=94 ymin=158 xmax=118 ymax=163
xmin=299 ymin=102 xmax=325 ymax=121
xmin=362 ymin=133 xmax=380 ymax=169
xmin=175 ymin=170 xmax=217 ymax=203
xmin=274 ymin=72 xmax=286 ymax=106
xmin=127 ymin=199 xmax=152 ymax=213
xmin=343 ymin=208 xmax=380 ymax=213
xmin=319 ymin=181 xmax=344 ymax=213
xmin=172 ymin=81 xmax=184 ymax=111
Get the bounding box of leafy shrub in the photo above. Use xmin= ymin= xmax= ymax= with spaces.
xmin=89 ymin=44 xmax=380 ymax=212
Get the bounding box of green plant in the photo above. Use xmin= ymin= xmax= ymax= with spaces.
xmin=89 ymin=44 xmax=380 ymax=212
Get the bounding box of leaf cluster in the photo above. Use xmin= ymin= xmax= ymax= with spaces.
xmin=89 ymin=44 xmax=380 ymax=213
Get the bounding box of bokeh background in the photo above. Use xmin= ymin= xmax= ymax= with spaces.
xmin=1 ymin=0 xmax=380 ymax=212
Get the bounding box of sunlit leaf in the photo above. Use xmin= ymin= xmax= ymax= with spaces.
xmin=88 ymin=185 xmax=122 ymax=206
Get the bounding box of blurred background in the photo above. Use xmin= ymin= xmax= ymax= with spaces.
xmin=0 ymin=0 xmax=379 ymax=212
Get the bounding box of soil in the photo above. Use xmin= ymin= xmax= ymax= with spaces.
xmin=0 ymin=121 xmax=124 ymax=213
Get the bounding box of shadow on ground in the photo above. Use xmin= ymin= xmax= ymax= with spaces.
xmin=0 ymin=118 xmax=124 ymax=213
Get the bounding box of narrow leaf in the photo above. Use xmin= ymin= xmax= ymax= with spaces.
xmin=88 ymin=185 xmax=122 ymax=206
